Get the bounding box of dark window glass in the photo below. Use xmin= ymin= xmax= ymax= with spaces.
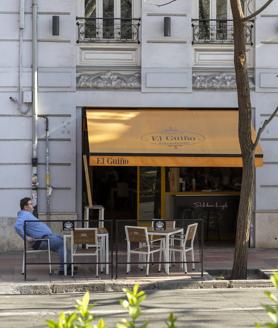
xmin=121 ymin=0 xmax=132 ymax=40
xmin=216 ymin=0 xmax=227 ymax=40
xmin=103 ymin=0 xmax=114 ymax=39
xmin=199 ymin=0 xmax=210 ymax=40
xmin=85 ymin=0 xmax=96 ymax=39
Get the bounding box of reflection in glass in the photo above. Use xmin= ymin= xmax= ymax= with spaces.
xmin=121 ymin=0 xmax=132 ymax=40
xmin=103 ymin=0 xmax=114 ymax=39
xmin=216 ymin=0 xmax=227 ymax=40
xmin=199 ymin=0 xmax=210 ymax=40
xmin=166 ymin=167 xmax=242 ymax=192
xmin=85 ymin=0 xmax=96 ymax=39
xmin=139 ymin=168 xmax=161 ymax=220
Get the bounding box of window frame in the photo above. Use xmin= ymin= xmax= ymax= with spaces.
xmin=78 ymin=0 xmax=141 ymax=41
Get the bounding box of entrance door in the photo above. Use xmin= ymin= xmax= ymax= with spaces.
xmin=92 ymin=167 xmax=137 ymax=220
xmin=138 ymin=167 xmax=161 ymax=221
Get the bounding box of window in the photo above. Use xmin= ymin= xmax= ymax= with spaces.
xmin=81 ymin=0 xmax=139 ymax=42
xmin=198 ymin=0 xmax=230 ymax=41
xmin=193 ymin=0 xmax=252 ymax=44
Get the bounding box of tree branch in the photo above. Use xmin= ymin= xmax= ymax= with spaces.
xmin=242 ymin=0 xmax=274 ymax=21
xmin=157 ymin=0 xmax=176 ymax=6
xmin=253 ymin=106 xmax=278 ymax=149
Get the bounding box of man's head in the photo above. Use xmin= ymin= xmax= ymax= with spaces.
xmin=20 ymin=197 xmax=34 ymax=212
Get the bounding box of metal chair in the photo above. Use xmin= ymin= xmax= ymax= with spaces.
xmin=71 ymin=228 xmax=99 ymax=277
xmin=125 ymin=226 xmax=163 ymax=276
xmin=22 ymin=238 xmax=52 ymax=274
xmin=169 ymin=223 xmax=198 ymax=273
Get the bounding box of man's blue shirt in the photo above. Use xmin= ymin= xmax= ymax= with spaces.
xmin=14 ymin=210 xmax=53 ymax=239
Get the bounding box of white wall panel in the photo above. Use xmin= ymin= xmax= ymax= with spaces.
xmin=0 ymin=0 xmax=22 ymax=11
xmin=0 ymin=14 xmax=19 ymax=39
xmin=0 ymin=42 xmax=18 ymax=67
xmin=38 ymin=189 xmax=75 ymax=213
xmin=37 ymin=141 xmax=74 ymax=164
xmin=38 ymin=43 xmax=74 ymax=67
xmin=0 ymin=165 xmax=31 ymax=188
xmin=0 ymin=189 xmax=32 ymax=218
xmin=0 ymin=116 xmax=31 ymax=139
xmin=38 ymin=165 xmax=73 ymax=189
xmin=256 ymin=187 xmax=278 ymax=210
xmin=0 ymin=141 xmax=31 ymax=163
xmin=37 ymin=116 xmax=73 ymax=139
xmin=257 ymin=116 xmax=278 ymax=138
xmin=38 ymin=93 xmax=76 ymax=115
xmin=260 ymin=141 xmax=278 ymax=162
xmin=257 ymin=164 xmax=278 ymax=185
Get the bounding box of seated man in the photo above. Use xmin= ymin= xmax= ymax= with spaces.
xmin=14 ymin=197 xmax=71 ymax=275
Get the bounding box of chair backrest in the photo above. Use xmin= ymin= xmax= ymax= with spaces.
xmin=125 ymin=226 xmax=148 ymax=244
xmin=72 ymin=228 xmax=97 ymax=245
xmin=184 ymin=223 xmax=198 ymax=247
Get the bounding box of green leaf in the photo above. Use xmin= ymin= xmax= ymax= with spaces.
xmin=46 ymin=320 xmax=58 ymax=328
xmin=271 ymin=275 xmax=278 ymax=289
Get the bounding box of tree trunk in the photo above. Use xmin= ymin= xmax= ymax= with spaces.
xmin=230 ymin=0 xmax=256 ymax=279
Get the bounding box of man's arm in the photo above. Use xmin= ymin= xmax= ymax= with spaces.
xmin=15 ymin=222 xmax=35 ymax=243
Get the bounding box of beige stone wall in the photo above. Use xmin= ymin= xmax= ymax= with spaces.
xmin=256 ymin=213 xmax=278 ymax=248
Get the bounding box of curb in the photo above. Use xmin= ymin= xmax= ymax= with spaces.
xmin=0 ymin=277 xmax=274 ymax=295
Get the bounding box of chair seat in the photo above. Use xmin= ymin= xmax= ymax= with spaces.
xmin=73 ymin=247 xmax=98 ymax=255
xmin=131 ymin=245 xmax=162 ymax=253
xmin=169 ymin=245 xmax=193 ymax=252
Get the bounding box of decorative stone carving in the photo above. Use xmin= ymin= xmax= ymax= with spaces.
xmin=193 ymin=72 xmax=255 ymax=89
xmin=77 ymin=71 xmax=141 ymax=89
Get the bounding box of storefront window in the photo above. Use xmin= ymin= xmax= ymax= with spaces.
xmin=166 ymin=167 xmax=242 ymax=193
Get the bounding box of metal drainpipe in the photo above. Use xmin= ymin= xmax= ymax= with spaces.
xmin=18 ymin=0 xmax=30 ymax=115
xmin=31 ymin=0 xmax=39 ymax=217
xmin=40 ymin=115 xmax=52 ymax=220
xmin=19 ymin=0 xmax=24 ymax=112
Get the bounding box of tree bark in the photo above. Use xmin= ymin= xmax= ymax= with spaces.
xmin=230 ymin=0 xmax=255 ymax=279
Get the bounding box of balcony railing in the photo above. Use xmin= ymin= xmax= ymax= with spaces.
xmin=76 ymin=17 xmax=141 ymax=43
xmin=192 ymin=19 xmax=254 ymax=45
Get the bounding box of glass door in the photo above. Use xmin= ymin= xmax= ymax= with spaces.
xmin=138 ymin=167 xmax=161 ymax=221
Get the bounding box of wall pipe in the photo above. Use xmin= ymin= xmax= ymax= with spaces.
xmin=31 ymin=0 xmax=39 ymax=217
xmin=17 ymin=0 xmax=30 ymax=115
xmin=40 ymin=115 xmax=52 ymax=220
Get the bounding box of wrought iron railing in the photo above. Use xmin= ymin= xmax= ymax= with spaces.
xmin=192 ymin=19 xmax=254 ymax=45
xmin=76 ymin=17 xmax=141 ymax=43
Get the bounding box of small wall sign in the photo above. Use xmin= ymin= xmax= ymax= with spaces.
xmin=63 ymin=220 xmax=75 ymax=231
xmin=153 ymin=220 xmax=166 ymax=231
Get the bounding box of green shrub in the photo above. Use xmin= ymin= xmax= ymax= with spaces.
xmin=47 ymin=284 xmax=177 ymax=328
xmin=256 ymin=274 xmax=278 ymax=328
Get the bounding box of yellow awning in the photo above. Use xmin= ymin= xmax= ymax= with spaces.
xmin=86 ymin=109 xmax=263 ymax=167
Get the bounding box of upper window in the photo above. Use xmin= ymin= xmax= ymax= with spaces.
xmin=77 ymin=0 xmax=140 ymax=43
xmin=192 ymin=0 xmax=253 ymax=45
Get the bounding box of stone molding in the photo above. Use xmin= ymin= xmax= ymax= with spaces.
xmin=77 ymin=71 xmax=255 ymax=90
xmin=193 ymin=72 xmax=255 ymax=89
xmin=77 ymin=71 xmax=141 ymax=89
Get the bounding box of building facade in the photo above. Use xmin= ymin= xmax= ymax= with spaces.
xmin=1 ymin=0 xmax=278 ymax=251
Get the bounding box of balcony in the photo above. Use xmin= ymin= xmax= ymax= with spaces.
xmin=76 ymin=17 xmax=141 ymax=44
xmin=192 ymin=19 xmax=254 ymax=45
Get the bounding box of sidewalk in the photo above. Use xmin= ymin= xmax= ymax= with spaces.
xmin=1 ymin=246 xmax=278 ymax=294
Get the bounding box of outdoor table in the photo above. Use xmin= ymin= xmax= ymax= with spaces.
xmin=147 ymin=227 xmax=184 ymax=274
xmin=63 ymin=227 xmax=109 ymax=276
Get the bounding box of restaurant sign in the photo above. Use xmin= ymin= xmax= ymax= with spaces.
xmin=141 ymin=128 xmax=205 ymax=148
